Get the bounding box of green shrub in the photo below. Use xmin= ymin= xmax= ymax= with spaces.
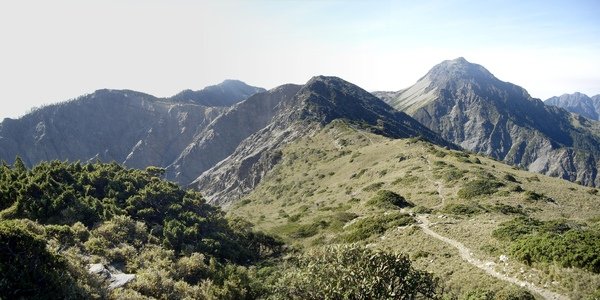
xmin=457 ymin=179 xmax=504 ymax=199
xmin=492 ymin=217 xmax=543 ymax=241
xmin=342 ymin=212 xmax=414 ymax=242
xmin=510 ymin=230 xmax=600 ymax=273
xmin=443 ymin=202 xmax=486 ymax=216
xmin=362 ymin=181 xmax=385 ymax=192
xmin=441 ymin=168 xmax=467 ymax=182
xmin=272 ymin=245 xmax=441 ymax=299
xmin=291 ymin=220 xmax=329 ymax=238
xmin=392 ymin=175 xmax=419 ymax=185
xmin=524 ymin=190 xmax=553 ymax=202
xmin=0 ymin=220 xmax=87 ymax=299
xmin=413 ymin=206 xmax=433 ymax=214
xmin=502 ymin=173 xmax=519 ymax=183
xmin=367 ymin=190 xmax=414 ymax=209
xmin=489 ymin=203 xmax=526 ymax=215
xmin=494 ymin=217 xmax=600 ymax=273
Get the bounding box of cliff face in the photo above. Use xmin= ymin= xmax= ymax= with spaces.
xmin=375 ymin=58 xmax=600 ymax=186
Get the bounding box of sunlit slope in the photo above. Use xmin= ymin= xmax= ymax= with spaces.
xmin=231 ymin=120 xmax=600 ymax=299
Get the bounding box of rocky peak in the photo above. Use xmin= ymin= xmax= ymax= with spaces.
xmin=379 ymin=58 xmax=600 ymax=186
xmin=423 ymin=57 xmax=497 ymax=87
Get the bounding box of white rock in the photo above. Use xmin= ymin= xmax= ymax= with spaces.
xmin=109 ymin=274 xmax=136 ymax=289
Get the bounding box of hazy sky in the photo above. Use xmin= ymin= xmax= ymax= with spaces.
xmin=1 ymin=0 xmax=599 ymax=119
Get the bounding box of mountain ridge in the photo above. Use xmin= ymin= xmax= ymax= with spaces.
xmin=193 ymin=75 xmax=453 ymax=206
xmin=0 ymin=80 xmax=265 ymax=170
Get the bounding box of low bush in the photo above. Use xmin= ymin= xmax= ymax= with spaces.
xmin=271 ymin=245 xmax=441 ymax=299
xmin=489 ymin=203 xmax=526 ymax=215
xmin=457 ymin=179 xmax=504 ymax=199
xmin=342 ymin=212 xmax=414 ymax=242
xmin=494 ymin=217 xmax=600 ymax=273
xmin=443 ymin=202 xmax=486 ymax=216
xmin=367 ymin=190 xmax=414 ymax=209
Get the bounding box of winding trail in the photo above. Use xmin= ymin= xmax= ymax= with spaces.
xmin=416 ymin=215 xmax=568 ymax=300
xmin=424 ymin=157 xmax=446 ymax=209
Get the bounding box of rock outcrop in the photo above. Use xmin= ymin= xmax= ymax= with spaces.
xmin=88 ymin=263 xmax=136 ymax=290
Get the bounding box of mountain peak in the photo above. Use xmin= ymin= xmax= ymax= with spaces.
xmin=424 ymin=57 xmax=496 ymax=84
xmin=170 ymin=80 xmax=265 ymax=107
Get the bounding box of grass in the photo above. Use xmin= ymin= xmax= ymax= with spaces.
xmin=229 ymin=120 xmax=600 ymax=298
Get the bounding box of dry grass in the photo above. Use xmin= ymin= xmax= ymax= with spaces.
xmin=229 ymin=120 xmax=600 ymax=298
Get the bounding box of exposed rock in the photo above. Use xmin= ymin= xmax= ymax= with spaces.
xmin=376 ymin=57 xmax=600 ymax=186
xmin=166 ymin=84 xmax=302 ymax=185
xmin=88 ymin=263 xmax=135 ymax=290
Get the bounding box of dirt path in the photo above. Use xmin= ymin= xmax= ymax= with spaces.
xmin=416 ymin=215 xmax=568 ymax=300
xmin=424 ymin=157 xmax=446 ymax=209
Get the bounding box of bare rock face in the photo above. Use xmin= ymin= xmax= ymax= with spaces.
xmin=375 ymin=57 xmax=600 ymax=186
xmin=165 ymin=84 xmax=303 ymax=185
xmin=545 ymin=92 xmax=600 ymax=121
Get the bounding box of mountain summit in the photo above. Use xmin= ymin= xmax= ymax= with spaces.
xmin=375 ymin=58 xmax=600 ymax=186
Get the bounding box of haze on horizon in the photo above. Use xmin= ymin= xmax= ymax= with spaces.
xmin=0 ymin=0 xmax=599 ymax=119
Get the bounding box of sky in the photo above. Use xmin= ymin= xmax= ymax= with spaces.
xmin=0 ymin=0 xmax=599 ymax=119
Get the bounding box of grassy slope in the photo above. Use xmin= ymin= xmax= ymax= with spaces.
xmin=229 ymin=120 xmax=600 ymax=299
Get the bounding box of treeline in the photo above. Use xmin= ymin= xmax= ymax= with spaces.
xmin=0 ymin=159 xmax=442 ymax=299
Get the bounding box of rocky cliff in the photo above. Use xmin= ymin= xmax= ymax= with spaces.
xmin=375 ymin=57 xmax=600 ymax=186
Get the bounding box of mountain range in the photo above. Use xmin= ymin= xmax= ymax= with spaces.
xmin=2 ymin=58 xmax=600 ymax=298
xmin=374 ymin=57 xmax=600 ymax=186
xmin=1 ymin=57 xmax=599 ymax=206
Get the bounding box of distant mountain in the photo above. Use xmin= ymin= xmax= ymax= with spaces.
xmin=170 ymin=79 xmax=266 ymax=106
xmin=545 ymin=92 xmax=600 ymax=120
xmin=193 ymin=75 xmax=451 ymax=206
xmin=0 ymin=80 xmax=264 ymax=170
xmin=375 ymin=57 xmax=600 ymax=186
